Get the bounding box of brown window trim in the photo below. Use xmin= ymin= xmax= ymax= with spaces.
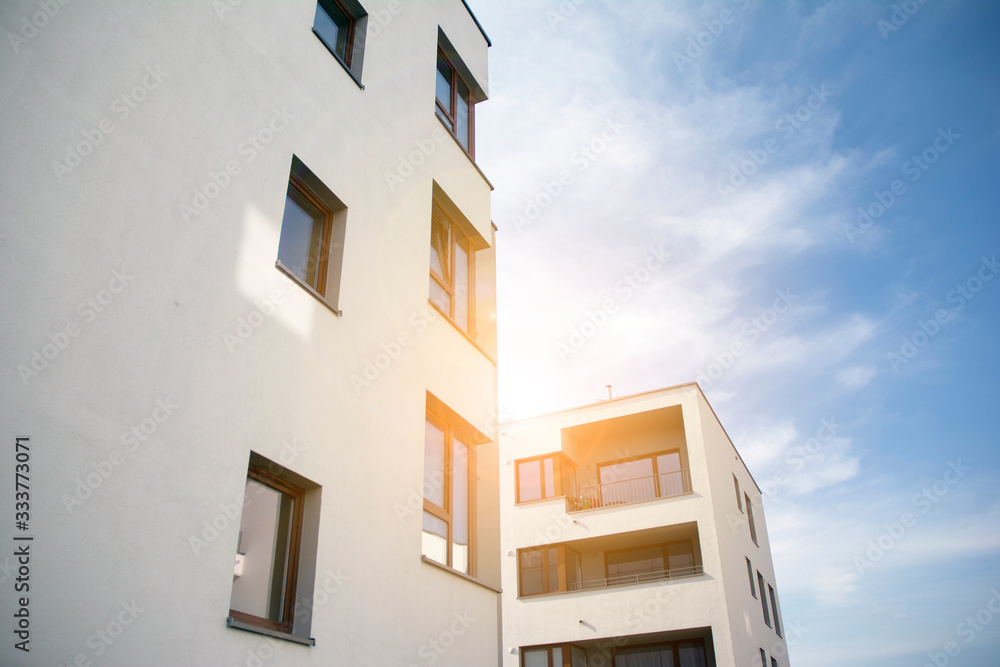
xmin=520 ymin=643 xmax=586 ymax=667
xmin=228 ymin=464 xmax=306 ymax=635
xmin=610 ymin=638 xmax=707 ymax=664
xmin=597 ymin=448 xmax=685 ymax=496
xmin=517 ymin=544 xmax=580 ymax=597
xmin=435 ymin=47 xmax=476 ymax=158
xmin=514 ymin=453 xmax=575 ymax=504
xmin=746 ymin=492 xmax=758 ymax=546
xmin=603 ymin=539 xmax=695 ymax=580
xmin=424 ymin=405 xmax=478 ymax=577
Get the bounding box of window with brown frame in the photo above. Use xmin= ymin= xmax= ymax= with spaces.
xmin=518 ymin=545 xmax=581 ymax=596
xmin=276 ymin=157 xmax=348 ymax=313
xmin=597 ymin=449 xmax=688 ymax=504
xmin=769 ymin=584 xmax=782 ymax=637
xmin=522 ymin=644 xmax=586 ymax=667
xmin=735 ymin=474 xmax=743 ymax=512
xmin=612 ymin=639 xmax=707 ymax=666
xmin=422 ymin=405 xmax=475 ymax=575
xmin=435 ymin=47 xmax=475 ymax=155
xmin=229 ymin=464 xmax=305 ymax=634
xmin=746 ymin=492 xmax=758 ymax=545
xmin=758 ymin=571 xmax=771 ymax=627
xmin=311 ymin=0 xmax=368 ymax=84
xmin=429 ymin=198 xmax=475 ymax=334
xmin=515 ymin=453 xmax=576 ymax=503
xmin=605 ymin=539 xmax=697 ymax=584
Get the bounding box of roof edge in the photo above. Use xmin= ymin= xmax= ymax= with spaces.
xmin=460 ymin=0 xmax=492 ymax=47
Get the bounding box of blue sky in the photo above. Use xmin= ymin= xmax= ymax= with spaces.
xmin=467 ymin=1 xmax=1000 ymax=664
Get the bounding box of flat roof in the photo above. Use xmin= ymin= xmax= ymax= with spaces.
xmin=460 ymin=0 xmax=492 ymax=47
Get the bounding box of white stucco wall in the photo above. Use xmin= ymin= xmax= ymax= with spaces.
xmin=0 ymin=1 xmax=498 ymax=665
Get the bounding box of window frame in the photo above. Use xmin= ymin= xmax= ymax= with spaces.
xmin=314 ymin=0 xmax=356 ymax=66
xmin=275 ymin=157 xmax=348 ymax=316
xmin=435 ymin=47 xmax=476 ymax=157
xmin=603 ymin=539 xmax=696 ymax=582
xmin=735 ymin=474 xmax=743 ymax=512
xmin=746 ymin=492 xmax=758 ymax=545
xmin=278 ymin=174 xmax=333 ymax=297
xmin=515 ymin=453 xmax=575 ymax=504
xmin=521 ymin=643 xmax=585 ymax=667
xmin=517 ymin=544 xmax=581 ymax=597
xmin=746 ymin=556 xmax=757 ymax=598
xmin=769 ymin=584 xmax=782 ymax=636
xmin=611 ymin=639 xmax=708 ymax=665
xmin=422 ymin=406 xmax=476 ymax=576
xmin=758 ymin=571 xmax=771 ymax=627
xmin=229 ymin=464 xmax=306 ymax=635
xmin=596 ymin=448 xmax=686 ymax=500
xmin=429 ymin=199 xmax=476 ymax=335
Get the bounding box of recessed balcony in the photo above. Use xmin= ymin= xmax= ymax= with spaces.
xmin=565 ymin=469 xmax=693 ymax=512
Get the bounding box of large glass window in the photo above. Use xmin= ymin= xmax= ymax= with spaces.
xmin=229 ymin=464 xmax=306 ymax=634
xmin=613 ymin=639 xmax=707 ymax=667
xmin=276 ymin=157 xmax=348 ymax=313
xmin=422 ymin=407 xmax=474 ymax=575
xmin=278 ymin=177 xmax=331 ymax=294
xmin=429 ymin=199 xmax=474 ymax=334
xmin=516 ymin=454 xmax=575 ymax=503
xmin=313 ymin=0 xmax=355 ymax=65
xmin=597 ymin=450 xmax=688 ymax=505
xmin=517 ymin=545 xmax=581 ymax=596
xmin=758 ymin=571 xmax=771 ymax=627
xmin=746 ymin=492 xmax=758 ymax=544
xmin=434 ymin=48 xmax=476 ymax=155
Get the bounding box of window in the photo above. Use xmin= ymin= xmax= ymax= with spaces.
xmin=769 ymin=584 xmax=782 ymax=636
xmin=746 ymin=492 xmax=758 ymax=544
xmin=422 ymin=402 xmax=476 ymax=575
xmin=429 ymin=200 xmax=473 ymax=332
xmin=518 ymin=545 xmax=581 ymax=596
xmin=435 ymin=48 xmax=475 ymax=154
xmin=228 ymin=455 xmax=320 ymax=643
xmin=735 ymin=474 xmax=743 ymax=512
xmin=312 ymin=0 xmax=368 ymax=84
xmin=605 ymin=540 xmax=697 ymax=584
xmin=522 ymin=644 xmax=587 ymax=667
xmin=746 ymin=556 xmax=756 ymax=597
xmin=276 ymin=157 xmax=347 ymax=313
xmin=427 ymin=185 xmax=498 ymax=357
xmin=759 ymin=649 xmax=767 ymax=666
xmin=597 ymin=450 xmax=689 ymax=505
xmin=614 ymin=640 xmax=707 ymax=666
xmin=771 ymin=658 xmax=779 ymax=667
xmin=516 ymin=454 xmax=576 ymax=503
xmin=758 ymin=572 xmax=771 ymax=627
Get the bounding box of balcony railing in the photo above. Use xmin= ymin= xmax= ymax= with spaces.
xmin=565 ymin=469 xmax=692 ymax=512
xmin=568 ymin=564 xmax=704 ymax=591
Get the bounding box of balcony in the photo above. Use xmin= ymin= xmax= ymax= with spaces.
xmin=570 ymin=563 xmax=704 ymax=591
xmin=565 ymin=469 xmax=692 ymax=512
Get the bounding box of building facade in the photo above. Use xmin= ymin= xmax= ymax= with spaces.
xmin=0 ymin=1 xmax=499 ymax=665
xmin=499 ymin=385 xmax=789 ymax=667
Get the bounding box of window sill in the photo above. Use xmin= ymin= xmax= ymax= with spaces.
xmin=276 ymin=260 xmax=343 ymax=317
xmin=226 ymin=617 xmax=315 ymax=646
xmin=434 ymin=114 xmax=494 ymax=191
xmin=312 ymin=28 xmax=364 ymax=90
xmin=421 ymin=556 xmax=501 ymax=593
xmin=515 ymin=495 xmax=565 ymax=506
xmin=427 ymin=299 xmax=497 ymax=365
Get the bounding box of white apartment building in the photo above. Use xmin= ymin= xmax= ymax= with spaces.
xmin=499 ymin=384 xmax=789 ymax=667
xmin=0 ymin=1 xmax=500 ymax=665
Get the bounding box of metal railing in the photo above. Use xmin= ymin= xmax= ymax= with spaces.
xmin=565 ymin=469 xmax=692 ymax=512
xmin=568 ymin=564 xmax=704 ymax=591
